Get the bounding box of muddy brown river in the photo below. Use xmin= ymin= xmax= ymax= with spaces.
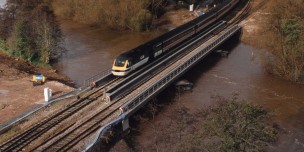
xmin=53 ymin=20 xmax=164 ymax=86
xmin=54 ymin=21 xmax=304 ymax=151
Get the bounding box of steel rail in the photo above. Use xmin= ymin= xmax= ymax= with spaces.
xmin=33 ymin=20 xmax=227 ymax=152
xmin=84 ymin=0 xmax=253 ymax=150
xmin=0 ymin=0 xmax=254 ymax=151
xmin=106 ymin=21 xmax=226 ymax=102
xmin=0 ymin=77 xmax=119 ymax=152
xmin=121 ymin=25 xmax=242 ymax=117
xmin=228 ymin=0 xmax=254 ymax=25
xmin=35 ymin=94 xmax=127 ymax=151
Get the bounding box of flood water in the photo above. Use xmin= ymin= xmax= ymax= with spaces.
xmin=53 ymin=20 xmax=164 ymax=86
xmin=179 ymin=41 xmax=304 ymax=151
xmin=55 ymin=21 xmax=304 ymax=151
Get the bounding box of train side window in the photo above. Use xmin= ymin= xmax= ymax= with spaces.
xmin=153 ymin=43 xmax=162 ymax=51
xmin=153 ymin=43 xmax=163 ymax=57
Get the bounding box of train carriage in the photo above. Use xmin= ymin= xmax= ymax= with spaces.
xmin=112 ymin=0 xmax=239 ymax=76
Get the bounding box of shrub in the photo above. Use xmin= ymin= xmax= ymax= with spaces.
xmin=129 ymin=9 xmax=153 ymax=31
xmin=8 ymin=20 xmax=33 ymax=61
xmin=0 ymin=0 xmax=62 ymax=65
xmin=175 ymin=96 xmax=278 ymax=152
xmin=52 ymin=0 xmax=165 ymax=31
xmin=261 ymin=0 xmax=304 ymax=82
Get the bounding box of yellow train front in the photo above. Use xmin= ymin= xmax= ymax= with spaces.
xmin=112 ymin=50 xmax=150 ymax=76
xmin=112 ymin=57 xmax=131 ymax=76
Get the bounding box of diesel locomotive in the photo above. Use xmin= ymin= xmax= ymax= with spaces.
xmin=112 ymin=0 xmax=239 ymax=76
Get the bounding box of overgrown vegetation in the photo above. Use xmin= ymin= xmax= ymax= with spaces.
xmin=261 ymin=0 xmax=304 ymax=82
xmin=51 ymin=0 xmax=165 ymax=31
xmin=0 ymin=126 xmax=21 ymax=142
xmin=175 ymin=96 xmax=278 ymax=151
xmin=129 ymin=95 xmax=278 ymax=151
xmin=0 ymin=0 xmax=62 ymax=65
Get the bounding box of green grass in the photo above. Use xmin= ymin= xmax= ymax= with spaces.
xmin=0 ymin=127 xmax=21 ymax=141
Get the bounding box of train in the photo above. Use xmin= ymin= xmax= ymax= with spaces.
xmin=112 ymin=0 xmax=239 ymax=76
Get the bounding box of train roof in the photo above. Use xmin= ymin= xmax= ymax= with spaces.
xmin=118 ymin=0 xmax=231 ymax=57
xmin=118 ymin=44 xmax=149 ymax=57
xmin=140 ymin=0 xmax=231 ymax=47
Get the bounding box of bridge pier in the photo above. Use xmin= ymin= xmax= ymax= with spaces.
xmin=122 ymin=118 xmax=129 ymax=132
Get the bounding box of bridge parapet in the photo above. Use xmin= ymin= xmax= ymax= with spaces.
xmin=121 ymin=25 xmax=241 ymax=118
xmin=83 ymin=24 xmax=242 ymax=152
xmin=83 ymin=69 xmax=112 ymax=87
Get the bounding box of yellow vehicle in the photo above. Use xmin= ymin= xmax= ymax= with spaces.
xmin=32 ymin=74 xmax=46 ymax=86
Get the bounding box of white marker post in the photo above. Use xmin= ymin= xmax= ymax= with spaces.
xmin=189 ymin=4 xmax=194 ymax=11
xmin=44 ymin=88 xmax=52 ymax=102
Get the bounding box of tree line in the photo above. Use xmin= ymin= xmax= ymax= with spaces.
xmin=51 ymin=0 xmax=166 ymax=32
xmin=0 ymin=0 xmax=62 ymax=65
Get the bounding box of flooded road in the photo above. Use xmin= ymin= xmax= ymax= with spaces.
xmin=55 ymin=21 xmax=304 ymax=151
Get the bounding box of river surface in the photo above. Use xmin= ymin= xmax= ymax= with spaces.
xmin=55 ymin=21 xmax=304 ymax=151
xmin=178 ymin=41 xmax=304 ymax=151
xmin=53 ymin=21 xmax=164 ymax=86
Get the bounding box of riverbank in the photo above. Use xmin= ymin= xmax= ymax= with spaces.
xmin=240 ymin=0 xmax=268 ymax=46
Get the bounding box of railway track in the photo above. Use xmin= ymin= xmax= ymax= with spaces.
xmin=229 ymin=0 xmax=254 ymax=24
xmin=106 ymin=21 xmax=227 ymax=102
xmin=26 ymin=21 xmax=227 ymax=152
xmin=0 ymin=1 xmax=254 ymax=151
xmin=105 ymin=0 xmax=255 ymax=104
xmin=0 ymin=77 xmax=120 ymax=152
xmin=34 ymin=94 xmax=127 ymax=151
xmin=44 ymin=1 xmax=255 ymax=151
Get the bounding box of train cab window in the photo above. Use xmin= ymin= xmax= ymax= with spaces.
xmin=115 ymin=56 xmax=128 ymax=67
xmin=127 ymin=60 xmax=132 ymax=67
xmin=115 ymin=60 xmax=125 ymax=67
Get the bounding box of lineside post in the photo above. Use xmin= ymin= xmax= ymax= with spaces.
xmin=122 ymin=118 xmax=129 ymax=132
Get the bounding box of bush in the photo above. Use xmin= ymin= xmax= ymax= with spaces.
xmin=175 ymin=96 xmax=278 ymax=152
xmin=52 ymin=0 xmax=164 ymax=31
xmin=129 ymin=9 xmax=153 ymax=31
xmin=8 ymin=20 xmax=33 ymax=61
xmin=0 ymin=38 xmax=8 ymax=52
xmin=0 ymin=0 xmax=62 ymax=65
xmin=261 ymin=0 xmax=304 ymax=82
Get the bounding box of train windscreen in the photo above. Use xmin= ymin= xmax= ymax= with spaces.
xmin=114 ymin=56 xmax=127 ymax=67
